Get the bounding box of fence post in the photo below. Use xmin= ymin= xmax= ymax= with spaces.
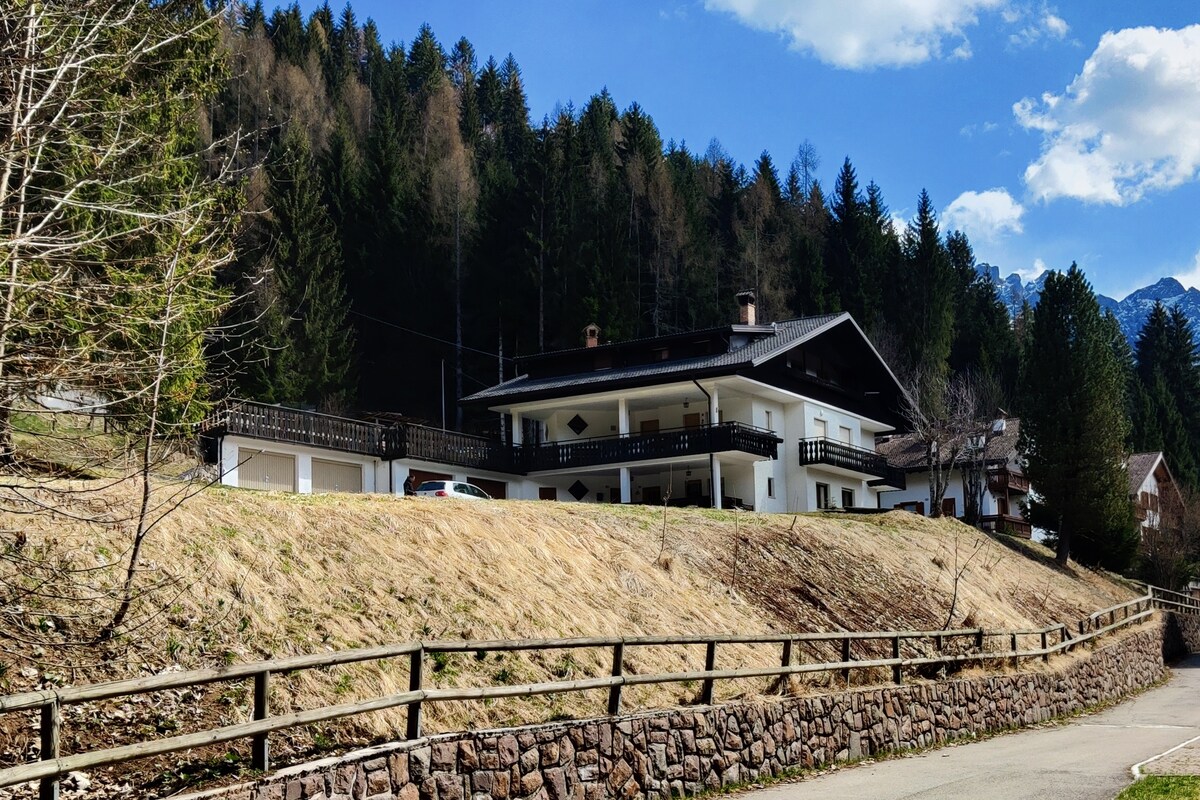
xmin=252 ymin=671 xmax=270 ymax=772
xmin=608 ymin=642 xmax=625 ymax=715
xmin=892 ymin=636 xmax=902 ymax=685
xmin=407 ymin=647 xmax=424 ymax=740
xmin=975 ymin=628 xmax=985 ymax=650
xmin=700 ymin=641 xmax=717 ymax=705
xmin=1041 ymin=630 xmax=1048 ymax=663
xmin=841 ymin=636 xmax=852 ymax=685
xmin=40 ymin=697 xmax=61 ymax=800
xmin=935 ymin=633 xmax=943 ymax=652
xmin=1011 ymin=633 xmax=1019 ymax=668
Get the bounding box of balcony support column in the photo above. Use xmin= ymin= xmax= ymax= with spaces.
xmin=511 ymin=411 xmax=523 ymax=446
xmin=618 ymin=398 xmax=629 ymax=436
xmin=712 ymin=457 xmax=722 ymax=509
xmin=708 ymin=385 xmax=719 ymax=424
xmin=619 ymin=467 xmax=631 ymax=504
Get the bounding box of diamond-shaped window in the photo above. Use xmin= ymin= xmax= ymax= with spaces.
xmin=568 ymin=480 xmax=589 ymax=501
xmin=567 ymin=414 xmax=589 ymax=435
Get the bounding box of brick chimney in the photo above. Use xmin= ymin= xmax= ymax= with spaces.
xmin=736 ymin=291 xmax=756 ymax=325
xmin=583 ymin=323 xmax=601 ymax=348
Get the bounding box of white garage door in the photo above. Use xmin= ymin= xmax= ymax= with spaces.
xmin=238 ymin=449 xmax=296 ymax=492
xmin=312 ymin=458 xmax=363 ymax=494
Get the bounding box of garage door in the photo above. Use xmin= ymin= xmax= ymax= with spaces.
xmin=313 ymin=458 xmax=363 ymax=494
xmin=238 ymin=449 xmax=296 ymax=492
xmin=468 ymin=477 xmax=507 ymax=500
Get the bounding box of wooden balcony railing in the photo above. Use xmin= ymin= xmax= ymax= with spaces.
xmin=523 ymin=422 xmax=781 ymax=472
xmin=980 ymin=514 xmax=1033 ymax=539
xmin=987 ymin=468 xmax=1031 ymax=495
xmin=202 ymin=400 xmax=388 ymax=456
xmin=387 ymin=424 xmax=516 ymax=473
xmin=202 ymin=402 xmax=780 ymax=475
xmin=798 ymin=437 xmax=906 ymax=490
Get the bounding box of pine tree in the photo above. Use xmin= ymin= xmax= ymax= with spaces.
xmin=1019 ymin=265 xmax=1137 ymax=568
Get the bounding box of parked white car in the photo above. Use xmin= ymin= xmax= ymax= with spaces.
xmin=414 ymin=480 xmax=492 ymax=500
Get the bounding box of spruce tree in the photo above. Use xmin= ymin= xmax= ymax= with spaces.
xmin=895 ymin=190 xmax=955 ymax=391
xmin=255 ymin=130 xmax=357 ymax=410
xmin=1019 ymin=265 xmax=1137 ymax=569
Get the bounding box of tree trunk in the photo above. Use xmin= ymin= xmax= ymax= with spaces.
xmin=1055 ymin=519 xmax=1070 ymax=566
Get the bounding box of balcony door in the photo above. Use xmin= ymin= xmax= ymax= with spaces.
xmin=813 ymin=418 xmax=827 ymax=440
xmin=640 ymin=419 xmax=660 ymax=434
xmin=683 ymin=412 xmax=701 ymax=429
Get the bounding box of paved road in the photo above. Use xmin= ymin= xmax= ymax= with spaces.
xmin=738 ymin=655 xmax=1200 ymax=800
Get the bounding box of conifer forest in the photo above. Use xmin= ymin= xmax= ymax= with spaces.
xmin=6 ymin=1 xmax=1200 ymax=574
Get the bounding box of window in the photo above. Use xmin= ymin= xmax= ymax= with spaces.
xmin=813 ymin=418 xmax=827 ymax=440
xmin=841 ymin=488 xmax=855 ymax=508
xmin=767 ymin=477 xmax=775 ymax=498
xmin=816 ymin=482 xmax=830 ymax=509
xmin=764 ymin=410 xmax=773 ymax=431
xmin=839 ymin=426 xmax=852 ymax=444
xmin=942 ymin=497 xmax=957 ymax=517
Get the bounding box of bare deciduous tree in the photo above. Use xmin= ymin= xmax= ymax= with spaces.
xmin=902 ymin=369 xmax=983 ymax=518
xmin=0 ymin=1 xmax=240 ymax=643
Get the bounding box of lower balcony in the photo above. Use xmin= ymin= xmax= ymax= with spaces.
xmin=524 ymin=422 xmax=781 ymax=472
xmin=798 ymin=437 xmax=906 ymax=490
xmin=980 ymin=514 xmax=1033 ymax=539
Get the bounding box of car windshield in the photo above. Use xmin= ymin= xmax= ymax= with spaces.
xmin=416 ymin=481 xmax=446 ymax=492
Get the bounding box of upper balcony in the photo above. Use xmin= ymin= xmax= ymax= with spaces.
xmin=798 ymin=437 xmax=906 ymax=490
xmin=203 ymin=401 xmax=780 ymax=476
xmin=524 ymin=422 xmax=781 ymax=473
xmin=987 ymin=468 xmax=1030 ymax=495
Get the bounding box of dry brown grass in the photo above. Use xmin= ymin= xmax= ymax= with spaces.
xmin=0 ymin=483 xmax=1140 ymax=788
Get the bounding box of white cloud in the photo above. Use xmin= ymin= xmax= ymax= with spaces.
xmin=1018 ymin=258 xmax=1048 ymax=283
xmin=1008 ymin=5 xmax=1069 ymax=47
xmin=1174 ymin=250 xmax=1200 ymax=290
xmin=1016 ymin=24 xmax=1200 ymax=204
xmin=941 ymin=188 xmax=1025 ymax=242
xmin=703 ymin=0 xmax=1005 ymax=69
xmin=960 ymin=120 xmax=999 ymax=137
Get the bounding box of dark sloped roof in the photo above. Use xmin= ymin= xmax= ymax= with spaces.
xmin=1127 ymin=451 xmax=1164 ymax=495
xmin=875 ymin=418 xmax=1022 ymax=471
xmin=463 ymin=313 xmax=848 ymax=405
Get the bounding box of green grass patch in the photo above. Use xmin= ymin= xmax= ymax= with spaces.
xmin=1117 ymin=777 xmax=1200 ymax=800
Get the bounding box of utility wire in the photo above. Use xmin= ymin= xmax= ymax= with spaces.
xmin=350 ymin=309 xmax=517 ymax=363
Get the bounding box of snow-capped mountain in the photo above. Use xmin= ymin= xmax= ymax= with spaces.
xmin=978 ymin=264 xmax=1200 ymax=344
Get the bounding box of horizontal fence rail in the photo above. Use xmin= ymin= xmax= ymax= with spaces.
xmin=3 ymin=590 xmax=1192 ymax=797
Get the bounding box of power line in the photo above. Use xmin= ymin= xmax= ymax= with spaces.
xmin=349 ymin=310 xmax=517 ymax=363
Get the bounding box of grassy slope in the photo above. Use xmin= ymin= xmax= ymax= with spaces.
xmin=0 ymin=484 xmax=1136 ymax=744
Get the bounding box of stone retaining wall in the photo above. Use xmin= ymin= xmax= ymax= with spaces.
xmin=188 ymin=622 xmax=1169 ymax=800
xmin=1165 ymin=610 xmax=1200 ymax=657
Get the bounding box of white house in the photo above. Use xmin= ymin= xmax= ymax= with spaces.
xmin=202 ymin=294 xmax=911 ymax=511
xmin=874 ymin=417 xmax=1032 ymax=538
xmin=1127 ymin=451 xmax=1180 ymax=538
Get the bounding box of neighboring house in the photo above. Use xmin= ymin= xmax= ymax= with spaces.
xmin=201 ymin=293 xmax=910 ymax=511
xmin=874 ymin=417 xmax=1033 ymax=538
xmin=1127 ymin=451 xmax=1180 ymax=538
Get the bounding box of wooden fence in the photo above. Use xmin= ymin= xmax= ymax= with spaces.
xmin=1 ymin=588 xmax=1190 ymax=799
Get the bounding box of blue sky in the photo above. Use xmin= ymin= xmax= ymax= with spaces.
xmin=298 ymin=0 xmax=1200 ymax=300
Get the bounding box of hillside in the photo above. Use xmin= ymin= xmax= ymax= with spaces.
xmin=0 ymin=485 xmax=1138 ymax=793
